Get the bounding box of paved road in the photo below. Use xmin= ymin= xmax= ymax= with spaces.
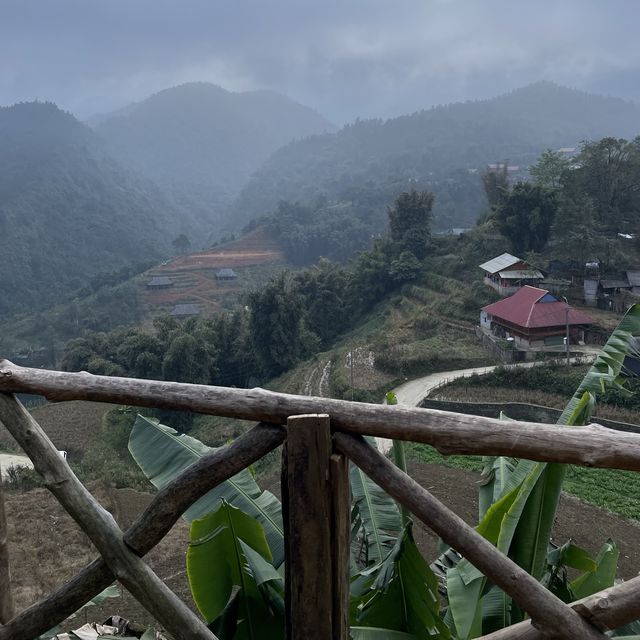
xmin=0 ymin=453 xmax=33 ymax=477
xmin=377 ymin=356 xmax=595 ymax=453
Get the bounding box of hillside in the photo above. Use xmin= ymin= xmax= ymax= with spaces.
xmin=0 ymin=102 xmax=179 ymax=317
xmin=94 ymin=83 xmax=335 ymax=234
xmin=234 ymin=82 xmax=640 ymax=232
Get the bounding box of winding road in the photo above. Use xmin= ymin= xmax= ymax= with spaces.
xmin=378 ymin=356 xmax=596 ymax=453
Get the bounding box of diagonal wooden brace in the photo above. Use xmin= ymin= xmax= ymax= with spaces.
xmin=0 ymin=393 xmax=217 ymax=640
xmin=0 ymin=418 xmax=285 ymax=640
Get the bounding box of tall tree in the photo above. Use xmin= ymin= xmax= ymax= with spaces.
xmin=530 ymin=149 xmax=570 ymax=191
xmin=569 ymin=137 xmax=640 ymax=231
xmin=387 ymin=190 xmax=434 ymax=260
xmin=494 ymin=182 xmax=558 ymax=253
xmin=481 ymin=164 xmax=509 ymax=209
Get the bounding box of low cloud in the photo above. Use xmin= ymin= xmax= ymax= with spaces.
xmin=1 ymin=0 xmax=639 ymax=122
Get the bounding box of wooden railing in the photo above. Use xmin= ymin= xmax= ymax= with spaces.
xmin=0 ymin=359 xmax=639 ymax=639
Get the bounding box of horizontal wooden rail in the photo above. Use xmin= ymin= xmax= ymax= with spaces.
xmin=2 ymin=361 xmax=640 ymax=470
xmin=333 ymin=432 xmax=607 ymax=640
xmin=0 ymin=410 xmax=285 ymax=640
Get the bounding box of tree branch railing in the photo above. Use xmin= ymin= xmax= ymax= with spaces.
xmin=0 ymin=361 xmax=639 ymax=639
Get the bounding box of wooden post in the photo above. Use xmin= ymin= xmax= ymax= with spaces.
xmin=330 ymin=453 xmax=350 ymax=640
xmin=0 ymin=467 xmax=14 ymax=623
xmin=283 ymin=414 xmax=336 ymax=640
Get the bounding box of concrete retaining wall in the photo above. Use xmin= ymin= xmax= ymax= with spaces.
xmin=420 ymin=398 xmax=640 ymax=434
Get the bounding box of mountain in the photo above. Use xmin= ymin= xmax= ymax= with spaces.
xmin=93 ymin=83 xmax=335 ymax=233
xmin=0 ymin=101 xmax=177 ymax=317
xmin=233 ymin=82 xmax=640 ymax=231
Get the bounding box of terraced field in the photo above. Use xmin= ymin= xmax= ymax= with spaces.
xmin=142 ymin=226 xmax=287 ymax=317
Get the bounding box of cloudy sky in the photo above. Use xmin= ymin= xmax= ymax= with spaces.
xmin=1 ymin=0 xmax=639 ymax=124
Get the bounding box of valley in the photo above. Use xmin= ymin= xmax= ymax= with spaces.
xmin=2 ymin=76 xmax=640 ymax=639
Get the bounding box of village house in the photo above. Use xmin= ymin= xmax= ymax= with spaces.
xmin=480 ymin=286 xmax=594 ymax=351
xmin=479 ymin=253 xmax=544 ymax=296
xmin=146 ymin=275 xmax=174 ymax=289
xmin=584 ymin=270 xmax=640 ymax=312
xmin=215 ymin=268 xmax=237 ymax=281
xmin=170 ymin=303 xmax=200 ymax=318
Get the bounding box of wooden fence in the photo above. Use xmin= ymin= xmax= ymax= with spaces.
xmin=0 ymin=359 xmax=639 ymax=639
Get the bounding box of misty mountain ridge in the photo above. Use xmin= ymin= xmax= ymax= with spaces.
xmin=93 ymin=82 xmax=336 ymax=227
xmin=234 ymin=81 xmax=640 ymax=231
xmin=0 ymin=101 xmax=179 ymax=316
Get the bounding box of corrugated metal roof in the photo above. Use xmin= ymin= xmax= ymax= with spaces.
xmin=216 ymin=268 xmax=237 ymax=278
xmin=482 ymin=286 xmax=594 ymax=329
xmin=479 ymin=253 xmax=521 ymax=274
xmin=147 ymin=276 xmax=173 ymax=286
xmin=600 ymin=279 xmax=630 ymax=290
xmin=627 ymin=271 xmax=640 ymax=287
xmin=170 ymin=303 xmax=200 ymax=316
xmin=498 ymin=269 xmax=544 ymax=280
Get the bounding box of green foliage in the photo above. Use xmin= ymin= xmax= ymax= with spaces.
xmin=351 ymin=526 xmax=450 ymax=639
xmin=233 ymin=82 xmax=640 ymax=234
xmin=267 ymin=200 xmax=375 ymax=265
xmin=481 ymin=165 xmax=508 ymax=210
xmin=187 ymin=502 xmax=284 ymax=638
xmin=350 ymin=457 xmax=402 ymax=566
xmin=388 ymin=190 xmax=434 ymax=260
xmin=493 ymin=182 xmax=558 ymax=253
xmin=0 ymin=101 xmax=174 ymax=318
xmin=442 ymin=305 xmax=640 ymax=638
xmin=529 ymin=149 xmax=571 ymax=191
xmin=567 ymin=137 xmax=640 ymax=233
xmin=4 ymin=464 xmax=42 ymax=491
xmin=128 ymin=415 xmax=285 ymax=566
xmin=247 ymin=271 xmax=318 ymax=377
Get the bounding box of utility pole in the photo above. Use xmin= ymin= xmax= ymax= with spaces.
xmin=350 ymin=343 xmax=355 ymax=401
xmin=563 ymin=297 xmax=570 ymax=366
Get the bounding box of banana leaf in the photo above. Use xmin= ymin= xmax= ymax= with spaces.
xmin=350 ymin=460 xmax=402 ymax=566
xmin=186 ymin=501 xmax=284 ymax=640
xmin=350 ymin=436 xmax=402 ymax=567
xmin=128 ymin=414 xmax=284 ymax=566
xmin=570 ymin=539 xmax=619 ymax=599
xmin=351 ymin=525 xmax=450 ymax=639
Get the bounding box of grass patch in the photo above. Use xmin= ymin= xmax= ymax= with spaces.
xmin=407 ymin=443 xmax=640 ymax=520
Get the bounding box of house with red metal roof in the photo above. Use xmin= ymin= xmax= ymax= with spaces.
xmin=480 ymin=286 xmax=594 ymax=349
xmin=479 ymin=253 xmax=544 ymax=296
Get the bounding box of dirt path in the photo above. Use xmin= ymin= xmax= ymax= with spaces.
xmin=0 ymin=454 xmax=33 ymax=477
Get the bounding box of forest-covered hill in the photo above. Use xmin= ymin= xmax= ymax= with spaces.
xmin=93 ymin=82 xmax=335 ymax=231
xmin=0 ymin=102 xmax=178 ymax=316
xmin=234 ymin=82 xmax=640 ymax=233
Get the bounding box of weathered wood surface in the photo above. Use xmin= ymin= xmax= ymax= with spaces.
xmin=0 ymin=421 xmax=284 ymax=640
xmin=0 ymin=468 xmax=14 ymax=624
xmin=283 ymin=415 xmax=334 ymax=640
xmin=0 ymin=393 xmax=217 ymax=640
xmin=456 ymin=572 xmax=640 ymax=639
xmin=334 ymin=432 xmax=607 ymax=640
xmin=330 ymin=452 xmax=350 ymax=640
xmin=2 ymin=361 xmax=640 ymax=470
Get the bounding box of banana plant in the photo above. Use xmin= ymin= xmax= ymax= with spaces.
xmin=350 ymin=525 xmax=450 ymax=639
xmin=186 ymin=501 xmax=285 ymax=639
xmin=445 ymin=304 xmax=640 ymax=638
